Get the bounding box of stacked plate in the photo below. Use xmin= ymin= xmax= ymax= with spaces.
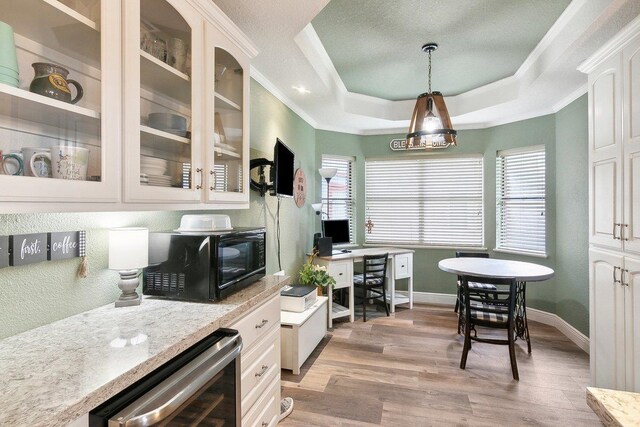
xmin=141 ymin=157 xmax=168 ymax=176
xmin=147 ymin=174 xmax=172 ymax=187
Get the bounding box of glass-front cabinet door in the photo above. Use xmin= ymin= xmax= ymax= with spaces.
xmin=0 ymin=0 xmax=120 ymax=210
xmin=205 ymin=24 xmax=249 ymax=204
xmin=123 ymin=0 xmax=203 ymax=203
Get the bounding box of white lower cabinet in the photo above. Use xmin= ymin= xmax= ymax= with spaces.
xmin=590 ymin=248 xmax=640 ymax=391
xmin=230 ymin=293 xmax=281 ymax=426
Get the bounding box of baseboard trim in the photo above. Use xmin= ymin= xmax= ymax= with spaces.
xmin=406 ymin=291 xmax=590 ymax=354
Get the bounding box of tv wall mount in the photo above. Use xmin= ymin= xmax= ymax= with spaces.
xmin=249 ymin=158 xmax=275 ymax=197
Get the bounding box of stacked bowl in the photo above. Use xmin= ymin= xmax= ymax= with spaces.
xmin=141 ymin=157 xmax=171 ymax=187
xmin=0 ymin=21 xmax=19 ymax=88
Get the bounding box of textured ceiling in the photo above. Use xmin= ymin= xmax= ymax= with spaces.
xmin=312 ymin=0 xmax=572 ymax=100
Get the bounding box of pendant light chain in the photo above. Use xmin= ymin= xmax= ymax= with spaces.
xmin=428 ymin=49 xmax=432 ymax=93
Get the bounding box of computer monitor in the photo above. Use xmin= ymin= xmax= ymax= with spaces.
xmin=322 ymin=219 xmax=350 ymax=245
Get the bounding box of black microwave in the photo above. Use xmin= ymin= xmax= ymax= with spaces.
xmin=143 ymin=227 xmax=266 ymax=302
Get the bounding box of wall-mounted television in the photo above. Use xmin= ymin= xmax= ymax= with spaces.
xmin=322 ymin=219 xmax=350 ymax=245
xmin=272 ymin=138 xmax=295 ymax=197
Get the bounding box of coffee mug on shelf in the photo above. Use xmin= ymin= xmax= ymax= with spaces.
xmin=31 ymin=145 xmax=89 ymax=180
xmin=22 ymin=147 xmax=51 ymax=177
xmin=1 ymin=152 xmax=23 ymax=175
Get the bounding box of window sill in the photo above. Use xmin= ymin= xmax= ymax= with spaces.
xmin=493 ymin=248 xmax=548 ymax=259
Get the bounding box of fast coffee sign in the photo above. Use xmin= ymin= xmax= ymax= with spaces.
xmin=3 ymin=231 xmax=84 ymax=268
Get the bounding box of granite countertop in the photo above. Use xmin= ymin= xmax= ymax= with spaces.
xmin=0 ymin=275 xmax=288 ymax=427
xmin=587 ymin=386 xmax=640 ymax=426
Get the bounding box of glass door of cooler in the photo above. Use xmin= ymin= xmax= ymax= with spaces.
xmin=205 ymin=25 xmax=249 ymax=204
xmin=123 ymin=0 xmax=203 ymax=203
xmin=0 ymin=0 xmax=119 ymax=207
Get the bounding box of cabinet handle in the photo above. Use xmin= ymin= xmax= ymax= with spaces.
xmin=210 ymin=170 xmax=216 ymax=191
xmin=614 ymin=266 xmax=622 ymax=285
xmin=255 ymin=319 xmax=269 ymax=329
xmin=613 ymin=223 xmax=621 ymax=240
xmin=195 ymin=168 xmax=202 ymax=190
xmin=623 ymin=224 xmax=629 ymax=241
xmin=261 ymin=422 xmax=268 ymax=427
xmin=623 ymin=269 xmax=630 ymax=287
xmin=255 ymin=364 xmax=269 ymax=377
xmin=401 ymin=265 xmax=405 ymax=268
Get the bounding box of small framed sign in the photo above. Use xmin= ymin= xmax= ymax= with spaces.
xmin=49 ymin=231 xmax=80 ymax=260
xmin=10 ymin=233 xmax=48 ymax=266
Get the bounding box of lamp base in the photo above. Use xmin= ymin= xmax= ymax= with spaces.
xmin=115 ymin=269 xmax=142 ymax=308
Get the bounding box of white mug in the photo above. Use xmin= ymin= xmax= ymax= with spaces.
xmin=22 ymin=147 xmax=51 ymax=177
xmin=31 ymin=145 xmax=89 ymax=180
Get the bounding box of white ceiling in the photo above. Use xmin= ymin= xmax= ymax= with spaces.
xmin=212 ymin=0 xmax=640 ymax=135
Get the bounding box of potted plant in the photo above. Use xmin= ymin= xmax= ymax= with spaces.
xmin=299 ymin=250 xmax=336 ymax=295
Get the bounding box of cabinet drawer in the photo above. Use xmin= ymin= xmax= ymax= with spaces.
xmin=328 ymin=261 xmax=351 ymax=288
xmin=242 ymin=376 xmax=279 ymax=427
xmin=241 ymin=325 xmax=280 ymax=414
xmin=232 ymin=294 xmax=280 ymax=351
xmin=395 ymin=253 xmax=412 ymax=279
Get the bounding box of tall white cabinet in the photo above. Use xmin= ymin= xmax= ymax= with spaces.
xmin=581 ymin=20 xmax=640 ymax=392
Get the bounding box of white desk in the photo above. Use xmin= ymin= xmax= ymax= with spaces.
xmin=316 ymin=247 xmax=414 ymax=327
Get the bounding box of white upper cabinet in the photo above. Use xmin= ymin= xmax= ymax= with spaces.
xmin=0 ymin=0 xmax=254 ymax=212
xmin=204 ymin=23 xmax=250 ymax=204
xmin=122 ymin=0 xmax=203 ymax=203
xmin=623 ymin=36 xmax=640 ymax=254
xmin=0 ymin=0 xmax=121 ymax=211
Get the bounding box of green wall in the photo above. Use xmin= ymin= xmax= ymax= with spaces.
xmin=0 ymin=79 xmax=316 ymax=339
xmin=555 ymin=95 xmax=589 ymax=335
xmin=316 ymin=96 xmax=588 ymax=335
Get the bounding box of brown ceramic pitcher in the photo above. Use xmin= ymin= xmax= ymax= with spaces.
xmin=29 ymin=63 xmax=83 ymax=104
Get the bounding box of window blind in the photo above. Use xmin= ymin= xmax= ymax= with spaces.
xmin=496 ymin=147 xmax=546 ymax=255
xmin=365 ymin=156 xmax=483 ymax=247
xmin=321 ymin=156 xmax=355 ymax=244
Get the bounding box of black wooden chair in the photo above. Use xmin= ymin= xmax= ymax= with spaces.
xmin=459 ymin=274 xmax=520 ymax=380
xmin=454 ymin=251 xmax=497 ymax=333
xmin=353 ymin=253 xmax=389 ymax=322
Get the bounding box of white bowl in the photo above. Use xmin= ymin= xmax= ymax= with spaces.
xmin=141 ymin=166 xmax=168 ymax=176
xmin=176 ymin=214 xmax=232 ymax=232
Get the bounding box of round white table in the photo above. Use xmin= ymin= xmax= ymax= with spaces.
xmin=438 ymin=257 xmax=554 ymax=352
xmin=438 ymin=258 xmax=554 ymax=281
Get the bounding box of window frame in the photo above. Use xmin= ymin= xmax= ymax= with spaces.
xmin=495 ymin=145 xmax=547 ymax=257
xmin=364 ymin=153 xmax=484 ymax=249
xmin=321 ymin=154 xmax=356 ymax=245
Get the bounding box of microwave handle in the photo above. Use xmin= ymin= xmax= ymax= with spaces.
xmin=110 ymin=334 xmax=242 ymax=427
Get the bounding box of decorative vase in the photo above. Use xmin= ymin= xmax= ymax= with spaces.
xmin=29 ymin=62 xmax=83 ymax=104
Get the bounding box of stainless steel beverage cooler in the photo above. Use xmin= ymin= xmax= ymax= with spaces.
xmin=89 ymin=329 xmax=242 ymax=426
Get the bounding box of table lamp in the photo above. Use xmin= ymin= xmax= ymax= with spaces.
xmin=109 ymin=227 xmax=148 ymax=307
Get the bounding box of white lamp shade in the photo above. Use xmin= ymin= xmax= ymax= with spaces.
xmin=109 ymin=228 xmax=149 ymax=270
xmin=311 ymin=203 xmax=323 ymax=212
xmin=318 ymin=167 xmax=337 ymax=179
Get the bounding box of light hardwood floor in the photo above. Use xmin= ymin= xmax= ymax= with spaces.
xmin=280 ymin=304 xmax=599 ymax=426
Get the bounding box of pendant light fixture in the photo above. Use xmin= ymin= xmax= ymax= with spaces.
xmin=406 ymin=43 xmax=457 ymax=150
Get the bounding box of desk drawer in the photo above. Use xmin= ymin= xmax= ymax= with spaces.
xmin=241 ymin=325 xmax=280 ymax=414
xmin=395 ymin=253 xmax=412 ymax=279
xmin=328 ymin=261 xmax=351 ymax=288
xmin=232 ymin=294 xmax=280 ymax=351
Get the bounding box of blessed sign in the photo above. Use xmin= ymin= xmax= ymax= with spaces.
xmin=49 ymin=231 xmax=80 ymax=260
xmin=10 ymin=233 xmax=48 ymax=266
xmin=389 ymin=138 xmax=452 ymax=151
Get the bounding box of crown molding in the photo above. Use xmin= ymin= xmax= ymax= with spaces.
xmin=552 ymin=84 xmax=588 ymax=112
xmin=190 ymin=0 xmax=258 ymax=59
xmin=578 ymin=14 xmax=640 ymax=73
